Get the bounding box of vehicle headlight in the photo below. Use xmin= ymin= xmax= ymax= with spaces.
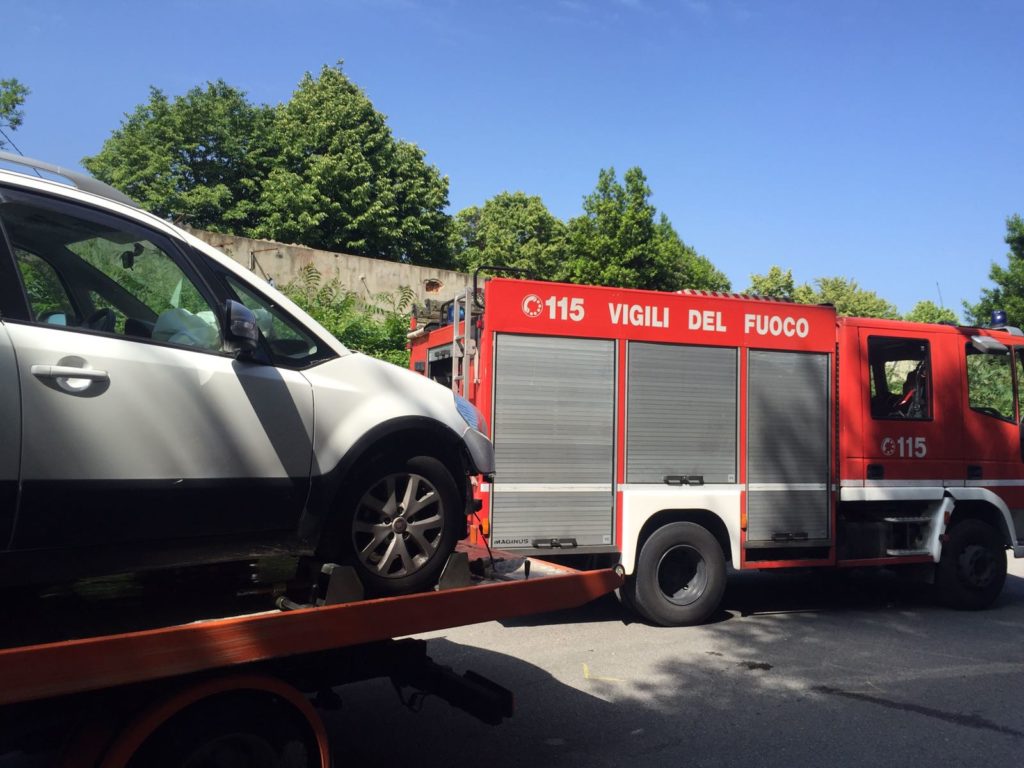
xmin=453 ymin=393 xmax=488 ymax=437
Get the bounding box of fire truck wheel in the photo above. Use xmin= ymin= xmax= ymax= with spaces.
xmin=936 ymin=519 xmax=1007 ymax=610
xmin=631 ymin=522 xmax=726 ymax=626
xmin=332 ymin=454 xmax=462 ymax=596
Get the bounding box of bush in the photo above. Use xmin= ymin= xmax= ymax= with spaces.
xmin=282 ymin=265 xmax=413 ymax=367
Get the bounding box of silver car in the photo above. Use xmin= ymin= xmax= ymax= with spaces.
xmin=0 ymin=152 xmax=493 ymax=595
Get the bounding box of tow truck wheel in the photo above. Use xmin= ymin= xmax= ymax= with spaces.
xmin=936 ymin=518 xmax=1007 ymax=610
xmin=126 ymin=692 xmax=320 ymax=768
xmin=631 ymin=522 xmax=726 ymax=626
xmin=334 ymin=454 xmax=462 ymax=596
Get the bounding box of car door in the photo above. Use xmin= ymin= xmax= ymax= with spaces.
xmin=0 ymin=319 xmax=19 ymax=548
xmin=0 ymin=186 xmax=315 ymax=550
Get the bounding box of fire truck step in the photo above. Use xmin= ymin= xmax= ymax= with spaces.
xmin=883 ymin=516 xmax=931 ymax=524
xmin=885 ymin=548 xmax=931 ymax=556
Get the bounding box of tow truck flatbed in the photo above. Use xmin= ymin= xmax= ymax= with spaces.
xmin=0 ymin=547 xmax=623 ymax=766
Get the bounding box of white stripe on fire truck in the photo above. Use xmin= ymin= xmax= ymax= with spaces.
xmin=493 ymin=484 xmax=611 ymax=493
xmin=746 ymin=483 xmax=829 ymax=492
xmin=841 ymin=479 xmax=1024 ymax=489
xmin=843 ymin=479 xmax=964 ymax=488
xmin=617 ymin=484 xmax=744 ymax=492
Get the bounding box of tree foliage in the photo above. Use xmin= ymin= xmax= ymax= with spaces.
xmin=746 ymin=268 xmax=899 ymax=318
xmin=965 ymin=214 xmax=1024 ymax=326
xmin=450 ymin=192 xmax=566 ymax=277
xmin=0 ymin=78 xmax=30 ymax=148
xmin=653 ymin=214 xmax=731 ymax=292
xmin=255 ymin=65 xmax=451 ymax=266
xmin=85 ymin=64 xmax=452 ymax=267
xmin=559 ymin=167 xmax=729 ymax=292
xmin=904 ymin=300 xmax=958 ymax=325
xmin=83 ymin=82 xmax=273 ymax=231
xmin=794 ymin=276 xmax=900 ymax=319
xmin=746 ymin=266 xmax=796 ymax=300
xmin=282 ymin=265 xmax=413 ymax=367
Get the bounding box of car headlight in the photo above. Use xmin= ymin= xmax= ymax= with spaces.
xmin=453 ymin=393 xmax=488 ymax=437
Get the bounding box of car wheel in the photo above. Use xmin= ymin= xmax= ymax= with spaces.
xmin=631 ymin=522 xmax=726 ymax=626
xmin=337 ymin=454 xmax=462 ymax=596
xmin=936 ymin=518 xmax=1007 ymax=610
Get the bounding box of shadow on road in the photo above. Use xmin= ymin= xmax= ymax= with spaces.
xmin=506 ymin=565 xmax=1024 ymax=629
xmin=324 ymin=571 xmax=1024 ymax=767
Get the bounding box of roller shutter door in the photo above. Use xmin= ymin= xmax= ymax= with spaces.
xmin=746 ymin=350 xmax=831 ymax=544
xmin=490 ymin=334 xmax=615 ymax=548
xmin=626 ymin=342 xmax=737 ymax=484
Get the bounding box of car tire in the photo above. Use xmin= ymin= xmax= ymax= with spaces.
xmin=936 ymin=518 xmax=1007 ymax=610
xmin=631 ymin=522 xmax=726 ymax=627
xmin=333 ymin=454 xmax=463 ymax=596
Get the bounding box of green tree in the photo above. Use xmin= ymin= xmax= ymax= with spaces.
xmin=560 ymin=167 xmax=728 ymax=291
xmin=965 ymin=214 xmax=1024 ymax=326
xmin=255 ymin=64 xmax=452 ymax=267
xmin=83 ymin=82 xmax=274 ymax=231
xmin=904 ymin=300 xmax=958 ymax=325
xmin=794 ymin=277 xmax=899 ymax=318
xmin=654 ymin=214 xmax=731 ymax=291
xmin=85 ymin=65 xmax=452 ymax=268
xmin=0 ymin=78 xmax=30 ymax=149
xmin=450 ymin=192 xmax=566 ymax=277
xmin=746 ymin=266 xmax=796 ymax=300
xmin=746 ymin=268 xmax=899 ymax=318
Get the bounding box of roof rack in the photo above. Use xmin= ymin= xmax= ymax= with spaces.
xmin=0 ymin=150 xmax=138 ymax=208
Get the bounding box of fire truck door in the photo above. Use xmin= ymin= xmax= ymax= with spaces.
xmin=860 ymin=331 xmax=962 ymax=482
xmin=959 ymin=340 xmax=1024 ymax=523
xmin=746 ymin=350 xmax=831 ymax=545
xmin=489 ymin=334 xmax=616 ymax=549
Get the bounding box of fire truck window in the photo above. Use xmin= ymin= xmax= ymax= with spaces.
xmin=867 ymin=337 xmax=931 ymax=420
xmin=1017 ymin=352 xmax=1024 ymax=423
xmin=965 ymin=344 xmax=1015 ymax=422
xmin=427 ymin=346 xmax=453 ymax=388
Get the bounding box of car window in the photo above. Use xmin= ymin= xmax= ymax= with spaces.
xmin=0 ymin=193 xmax=222 ymax=352
xmin=14 ymin=249 xmax=74 ymax=325
xmin=224 ymin=274 xmax=331 ymax=368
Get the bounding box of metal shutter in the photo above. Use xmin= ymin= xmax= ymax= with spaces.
xmin=746 ymin=350 xmax=830 ymax=543
xmin=626 ymin=342 xmax=737 ymax=484
xmin=490 ymin=334 xmax=615 ymax=548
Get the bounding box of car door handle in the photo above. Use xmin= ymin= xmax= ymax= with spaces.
xmin=30 ymin=365 xmax=109 ymax=382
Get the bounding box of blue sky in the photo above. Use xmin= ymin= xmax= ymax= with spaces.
xmin=3 ymin=0 xmax=1022 ymax=317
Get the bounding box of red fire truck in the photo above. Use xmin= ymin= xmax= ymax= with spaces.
xmin=409 ymin=277 xmax=1024 ymax=626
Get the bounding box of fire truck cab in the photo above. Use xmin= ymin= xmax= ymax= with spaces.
xmin=409 ymin=278 xmax=1024 ymax=626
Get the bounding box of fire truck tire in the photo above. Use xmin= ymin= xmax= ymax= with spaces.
xmin=330 ymin=454 xmax=462 ymax=596
xmin=631 ymin=522 xmax=726 ymax=626
xmin=126 ymin=692 xmax=320 ymax=768
xmin=936 ymin=519 xmax=1007 ymax=610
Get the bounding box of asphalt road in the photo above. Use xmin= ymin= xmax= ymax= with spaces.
xmin=325 ymin=558 xmax=1024 ymax=768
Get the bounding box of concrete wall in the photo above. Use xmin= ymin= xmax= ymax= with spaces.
xmin=184 ymin=226 xmax=471 ymax=308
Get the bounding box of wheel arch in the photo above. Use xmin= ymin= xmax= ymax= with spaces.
xmin=302 ymin=416 xmax=471 ymax=546
xmin=633 ymin=509 xmax=733 ymax=573
xmin=945 ymin=488 xmax=1016 ymax=548
xmin=100 ymin=674 xmax=329 ymax=768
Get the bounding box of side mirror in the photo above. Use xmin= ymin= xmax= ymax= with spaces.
xmin=224 ymin=299 xmax=259 ymax=355
xmin=970 ymin=334 xmax=1008 ymax=354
